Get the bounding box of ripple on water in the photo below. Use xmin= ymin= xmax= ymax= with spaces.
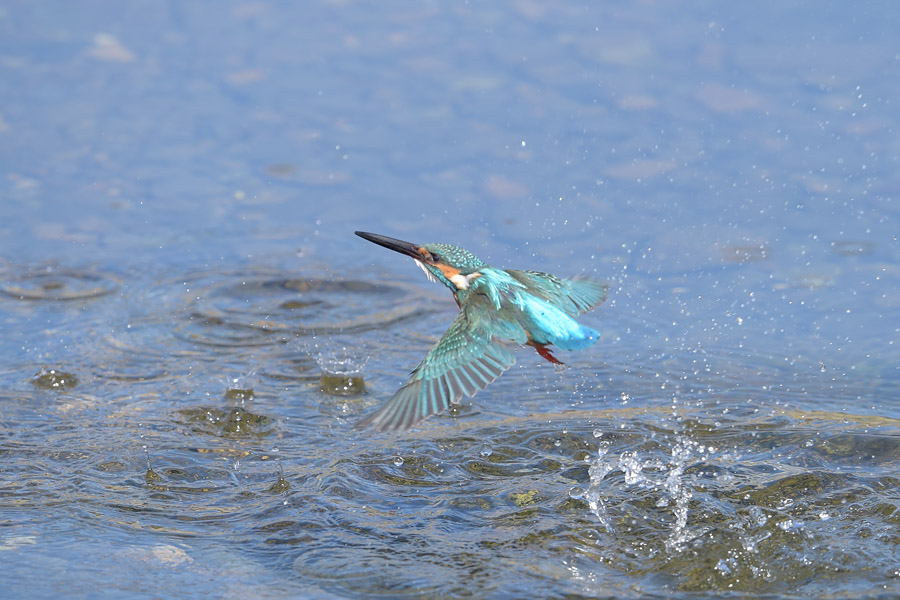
xmin=578 ymin=415 xmax=900 ymax=594
xmin=173 ymin=275 xmax=433 ymax=347
xmin=293 ymin=544 xmax=468 ymax=598
xmin=281 ymin=410 xmax=900 ymax=597
xmin=177 ymin=405 xmax=277 ymax=439
xmin=0 ymin=266 xmax=120 ymax=301
xmin=92 ymin=315 xmax=180 ymax=383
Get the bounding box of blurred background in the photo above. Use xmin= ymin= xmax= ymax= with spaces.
xmin=1 ymin=2 xmax=898 ymax=598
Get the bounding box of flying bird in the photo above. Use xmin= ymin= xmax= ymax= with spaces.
xmin=354 ymin=231 xmax=607 ymax=431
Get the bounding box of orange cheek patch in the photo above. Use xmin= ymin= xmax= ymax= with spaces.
xmin=437 ymin=264 xmax=461 ymax=280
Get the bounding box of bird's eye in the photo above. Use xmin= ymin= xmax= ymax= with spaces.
xmin=429 ymin=252 xmax=440 ymax=262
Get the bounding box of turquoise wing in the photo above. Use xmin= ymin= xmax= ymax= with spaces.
xmin=355 ymin=298 xmax=519 ymax=431
xmin=507 ymin=270 xmax=608 ymax=316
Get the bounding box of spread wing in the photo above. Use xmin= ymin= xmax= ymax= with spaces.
xmin=355 ymin=294 xmax=518 ymax=431
xmin=506 ymin=270 xmax=608 ymax=317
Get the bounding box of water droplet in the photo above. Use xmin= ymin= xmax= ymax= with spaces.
xmin=619 ymin=452 xmax=645 ymax=485
xmin=479 ymin=442 xmax=493 ymax=457
xmin=749 ymin=506 xmax=768 ymax=526
xmin=392 ymin=456 xmax=404 ymax=467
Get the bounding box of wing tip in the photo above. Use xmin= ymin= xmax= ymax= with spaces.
xmin=354 ymin=405 xmax=416 ymax=432
xmin=353 ymin=380 xmax=438 ymax=432
xmin=569 ymin=278 xmax=609 ymax=312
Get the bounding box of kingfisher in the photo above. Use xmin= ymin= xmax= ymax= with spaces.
xmin=354 ymin=231 xmax=608 ymax=431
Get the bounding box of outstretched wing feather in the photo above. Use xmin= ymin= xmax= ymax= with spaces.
xmin=506 ymin=270 xmax=608 ymax=316
xmin=355 ymin=295 xmax=519 ymax=431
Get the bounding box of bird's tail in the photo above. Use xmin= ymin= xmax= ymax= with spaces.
xmin=552 ymin=323 xmax=600 ymax=351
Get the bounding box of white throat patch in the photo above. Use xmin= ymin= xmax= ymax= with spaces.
xmin=450 ymin=272 xmax=480 ymax=290
xmin=450 ymin=273 xmax=470 ymax=290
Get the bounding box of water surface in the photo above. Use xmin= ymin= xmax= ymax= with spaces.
xmin=1 ymin=1 xmax=898 ymax=598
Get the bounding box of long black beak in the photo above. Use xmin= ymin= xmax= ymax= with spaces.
xmin=355 ymin=231 xmax=424 ymax=260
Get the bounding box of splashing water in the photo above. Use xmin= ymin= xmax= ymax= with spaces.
xmin=297 ymin=334 xmax=371 ymax=396
xmin=584 ymin=433 xmax=715 ymax=552
xmin=223 ymin=369 xmax=258 ymax=402
xmin=304 ymin=334 xmax=370 ymax=376
xmin=662 ymin=438 xmax=697 ymax=552
xmin=584 ymin=441 xmax=614 ymax=530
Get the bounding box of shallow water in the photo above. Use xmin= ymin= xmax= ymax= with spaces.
xmin=2 ymin=1 xmax=899 ymax=598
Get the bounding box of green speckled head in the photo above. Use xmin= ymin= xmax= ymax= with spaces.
xmin=423 ymin=243 xmax=488 ymax=274
xmin=354 ymin=232 xmax=488 ymax=295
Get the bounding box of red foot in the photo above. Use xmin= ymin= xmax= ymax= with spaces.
xmin=536 ymin=345 xmax=563 ymax=365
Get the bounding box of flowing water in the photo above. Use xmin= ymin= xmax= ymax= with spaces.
xmin=1 ymin=2 xmax=899 ymax=598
